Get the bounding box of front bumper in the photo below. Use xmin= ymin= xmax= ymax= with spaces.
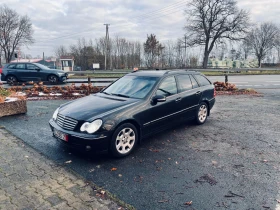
xmin=58 ymin=76 xmax=68 ymax=82
xmin=49 ymin=119 xmax=111 ymax=152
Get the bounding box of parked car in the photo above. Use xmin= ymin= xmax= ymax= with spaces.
xmin=1 ymin=62 xmax=68 ymax=84
xmin=49 ymin=70 xmax=216 ymax=157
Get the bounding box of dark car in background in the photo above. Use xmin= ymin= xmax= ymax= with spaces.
xmin=49 ymin=70 xmax=216 ymax=157
xmin=1 ymin=62 xmax=68 ymax=84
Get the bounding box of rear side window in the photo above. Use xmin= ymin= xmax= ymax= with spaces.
xmin=8 ymin=64 xmax=16 ymax=69
xmin=176 ymin=75 xmax=192 ymax=92
xmin=16 ymin=64 xmax=25 ymax=69
xmin=194 ymin=75 xmax=211 ymax=86
xmin=190 ymin=75 xmax=199 ymax=88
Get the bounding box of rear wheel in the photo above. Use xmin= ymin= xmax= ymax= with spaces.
xmin=48 ymin=75 xmax=58 ymax=83
xmin=110 ymin=123 xmax=138 ymax=157
xmin=6 ymin=75 xmax=17 ymax=84
xmin=195 ymin=102 xmax=208 ymax=125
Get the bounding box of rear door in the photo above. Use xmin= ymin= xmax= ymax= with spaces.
xmin=176 ymin=74 xmax=202 ymax=120
xmin=192 ymin=74 xmax=214 ymax=102
xmin=13 ymin=63 xmax=28 ymax=81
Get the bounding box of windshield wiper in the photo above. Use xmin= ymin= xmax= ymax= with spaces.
xmin=102 ymin=91 xmax=111 ymax=95
xmin=111 ymin=93 xmax=130 ymax=98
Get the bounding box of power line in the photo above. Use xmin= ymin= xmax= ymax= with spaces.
xmin=111 ymin=0 xmax=187 ymax=28
xmin=33 ymin=1 xmax=187 ymax=44
xmin=110 ymin=8 xmax=185 ymax=34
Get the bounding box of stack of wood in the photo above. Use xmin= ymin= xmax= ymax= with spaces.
xmin=214 ymin=81 xmax=238 ymax=91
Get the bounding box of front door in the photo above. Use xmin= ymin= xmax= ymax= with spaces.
xmin=25 ymin=63 xmax=41 ymax=81
xmin=141 ymin=76 xmax=181 ymax=135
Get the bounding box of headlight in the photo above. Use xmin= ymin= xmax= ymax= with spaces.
xmin=80 ymin=119 xmax=102 ymax=134
xmin=58 ymin=72 xmax=65 ymax=76
xmin=52 ymin=108 xmax=59 ymax=120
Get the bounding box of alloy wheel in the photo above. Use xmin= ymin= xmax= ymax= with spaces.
xmin=48 ymin=75 xmax=58 ymax=83
xmin=7 ymin=76 xmax=17 ymax=84
xmin=115 ymin=128 xmax=136 ymax=154
xmin=198 ymin=104 xmax=208 ymax=123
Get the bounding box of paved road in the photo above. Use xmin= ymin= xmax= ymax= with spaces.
xmin=1 ymin=89 xmax=280 ymax=209
xmin=2 ymin=75 xmax=280 ymax=89
xmin=209 ymin=75 xmax=280 ymax=89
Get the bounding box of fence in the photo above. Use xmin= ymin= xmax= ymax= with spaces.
xmin=67 ymin=68 xmax=280 ymax=83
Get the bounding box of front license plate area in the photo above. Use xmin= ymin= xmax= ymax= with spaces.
xmin=53 ymin=128 xmax=68 ymax=142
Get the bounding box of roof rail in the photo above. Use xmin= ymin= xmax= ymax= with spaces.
xmin=163 ymin=70 xmax=172 ymax=75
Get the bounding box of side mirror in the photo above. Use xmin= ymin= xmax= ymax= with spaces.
xmin=35 ymin=67 xmax=40 ymax=71
xmin=152 ymin=95 xmax=166 ymax=104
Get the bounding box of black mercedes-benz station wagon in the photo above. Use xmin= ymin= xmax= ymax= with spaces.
xmin=49 ymin=70 xmax=216 ymax=157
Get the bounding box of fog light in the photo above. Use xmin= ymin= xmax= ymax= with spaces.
xmin=86 ymin=146 xmax=91 ymax=151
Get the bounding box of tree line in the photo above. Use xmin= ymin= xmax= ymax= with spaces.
xmin=54 ymin=35 xmax=200 ymax=70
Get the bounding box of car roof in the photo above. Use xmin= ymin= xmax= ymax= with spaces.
xmin=7 ymin=62 xmax=37 ymax=64
xmin=126 ymin=69 xmax=201 ymax=77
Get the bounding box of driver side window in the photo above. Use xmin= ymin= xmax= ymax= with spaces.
xmin=26 ymin=64 xmax=36 ymax=70
xmin=156 ymin=76 xmax=177 ymax=97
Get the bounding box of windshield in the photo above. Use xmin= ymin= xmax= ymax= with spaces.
xmin=103 ymin=75 xmax=158 ymax=99
xmin=34 ymin=63 xmax=50 ymax=69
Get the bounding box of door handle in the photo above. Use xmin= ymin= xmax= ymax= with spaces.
xmin=175 ymin=97 xmax=182 ymax=102
xmin=196 ymin=91 xmax=201 ymax=95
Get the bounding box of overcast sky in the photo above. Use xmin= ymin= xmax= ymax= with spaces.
xmin=3 ymin=0 xmax=280 ymax=57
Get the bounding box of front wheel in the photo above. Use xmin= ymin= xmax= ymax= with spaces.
xmin=48 ymin=75 xmax=58 ymax=83
xmin=110 ymin=123 xmax=138 ymax=157
xmin=195 ymin=102 xmax=208 ymax=125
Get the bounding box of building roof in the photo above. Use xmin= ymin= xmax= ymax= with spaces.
xmin=60 ymin=56 xmax=74 ymax=60
xmin=11 ymin=59 xmax=54 ymax=63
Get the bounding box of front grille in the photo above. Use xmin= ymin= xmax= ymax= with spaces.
xmin=57 ymin=114 xmax=78 ymax=130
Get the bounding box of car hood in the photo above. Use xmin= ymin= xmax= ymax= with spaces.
xmin=59 ymin=93 xmax=139 ymax=121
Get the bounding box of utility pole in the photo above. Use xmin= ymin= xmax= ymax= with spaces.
xmin=104 ymin=24 xmax=110 ymax=70
xmin=180 ymin=34 xmax=187 ymax=68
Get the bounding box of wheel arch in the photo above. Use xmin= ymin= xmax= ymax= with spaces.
xmin=5 ymin=74 xmax=18 ymax=80
xmin=201 ymin=100 xmax=210 ymax=116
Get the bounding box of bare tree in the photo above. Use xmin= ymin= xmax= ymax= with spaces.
xmin=185 ymin=0 xmax=250 ymax=68
xmin=246 ymin=22 xmax=279 ymax=67
xmin=54 ymin=45 xmax=68 ymax=58
xmin=238 ymin=39 xmax=251 ymax=60
xmin=0 ymin=5 xmax=33 ymax=63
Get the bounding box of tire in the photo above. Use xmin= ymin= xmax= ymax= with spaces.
xmin=195 ymin=102 xmax=208 ymax=125
xmin=48 ymin=75 xmax=58 ymax=83
xmin=110 ymin=123 xmax=138 ymax=157
xmin=6 ymin=75 xmax=17 ymax=84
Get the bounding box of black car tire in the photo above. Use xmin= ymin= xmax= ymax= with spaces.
xmin=48 ymin=75 xmax=58 ymax=83
xmin=195 ymin=102 xmax=208 ymax=125
xmin=6 ymin=75 xmax=17 ymax=84
xmin=110 ymin=123 xmax=138 ymax=157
